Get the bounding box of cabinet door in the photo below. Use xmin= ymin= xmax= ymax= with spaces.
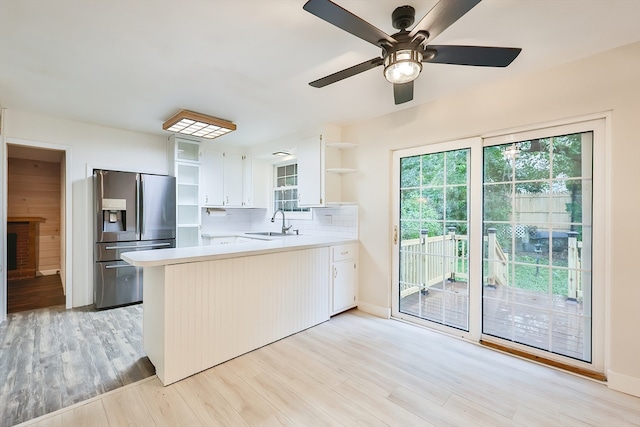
xmin=223 ymin=153 xmax=244 ymax=206
xmin=242 ymin=156 xmax=252 ymax=206
xmin=297 ymin=136 xmax=324 ymax=207
xmin=201 ymin=149 xmax=224 ymax=206
xmin=175 ymin=139 xmax=200 ymax=162
xmin=332 ymin=260 xmax=357 ymax=313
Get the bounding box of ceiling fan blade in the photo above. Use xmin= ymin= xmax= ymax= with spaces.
xmin=394 ymin=81 xmax=414 ymax=105
xmin=310 ymin=57 xmax=384 ymax=88
xmin=426 ymin=45 xmax=522 ymax=67
xmin=303 ymin=0 xmax=395 ymax=47
xmin=409 ymin=0 xmax=481 ymax=43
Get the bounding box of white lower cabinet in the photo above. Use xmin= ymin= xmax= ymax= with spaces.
xmin=331 ymin=243 xmax=358 ymax=315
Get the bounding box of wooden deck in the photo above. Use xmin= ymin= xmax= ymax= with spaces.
xmin=400 ymin=282 xmax=588 ymax=361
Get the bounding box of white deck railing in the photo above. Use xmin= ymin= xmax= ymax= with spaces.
xmin=400 ymin=231 xmax=468 ymax=297
xmin=400 ymin=228 xmax=583 ymax=300
xmin=485 ymin=228 xmax=509 ymax=287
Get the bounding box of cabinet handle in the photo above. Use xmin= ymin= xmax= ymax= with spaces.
xmin=334 ymin=267 xmax=337 ymax=279
xmin=340 ymin=251 xmax=349 ymax=255
xmin=394 ymin=225 xmax=398 ymax=245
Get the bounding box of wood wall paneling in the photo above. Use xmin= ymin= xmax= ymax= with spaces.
xmin=8 ymin=157 xmax=61 ymax=274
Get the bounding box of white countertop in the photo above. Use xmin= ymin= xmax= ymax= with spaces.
xmin=122 ymin=234 xmax=357 ymax=267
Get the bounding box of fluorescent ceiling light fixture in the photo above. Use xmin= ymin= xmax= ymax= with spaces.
xmin=163 ymin=109 xmax=236 ymax=140
xmin=272 ymin=151 xmax=291 ymax=156
xmin=384 ymin=49 xmax=423 ymax=84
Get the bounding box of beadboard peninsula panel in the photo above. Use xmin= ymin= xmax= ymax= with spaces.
xmin=144 ymin=247 xmax=330 ymax=385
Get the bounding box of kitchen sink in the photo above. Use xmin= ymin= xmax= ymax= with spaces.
xmin=246 ymin=231 xmax=298 ymax=237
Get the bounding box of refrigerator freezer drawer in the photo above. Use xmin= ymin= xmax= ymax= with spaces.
xmin=94 ymin=260 xmax=142 ymax=309
xmin=95 ymin=239 xmax=175 ymax=262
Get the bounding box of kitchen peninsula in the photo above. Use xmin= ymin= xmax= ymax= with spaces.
xmin=122 ymin=234 xmax=358 ymax=385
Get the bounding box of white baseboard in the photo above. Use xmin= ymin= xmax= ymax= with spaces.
xmin=608 ymin=369 xmax=640 ymax=397
xmin=37 ymin=269 xmax=59 ymax=276
xmin=356 ymin=302 xmax=391 ymax=319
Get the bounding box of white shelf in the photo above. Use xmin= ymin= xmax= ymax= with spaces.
xmin=326 ymin=142 xmax=357 ymax=149
xmin=326 ymin=168 xmax=357 ymax=174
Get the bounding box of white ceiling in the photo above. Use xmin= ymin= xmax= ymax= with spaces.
xmin=1 ymin=0 xmax=639 ymax=146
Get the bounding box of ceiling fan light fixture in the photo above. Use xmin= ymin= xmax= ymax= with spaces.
xmin=384 ymin=49 xmax=423 ymax=84
xmin=163 ymin=109 xmax=236 ymax=140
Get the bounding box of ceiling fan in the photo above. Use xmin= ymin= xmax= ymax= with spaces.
xmin=303 ymin=0 xmax=522 ymax=105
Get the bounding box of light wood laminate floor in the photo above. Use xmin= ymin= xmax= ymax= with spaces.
xmin=16 ymin=309 xmax=640 ymax=427
xmin=0 ymin=304 xmax=154 ymax=426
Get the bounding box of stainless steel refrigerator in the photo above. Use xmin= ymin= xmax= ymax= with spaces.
xmin=94 ymin=169 xmax=176 ymax=309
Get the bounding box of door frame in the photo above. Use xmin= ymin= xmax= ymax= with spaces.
xmin=1 ymin=136 xmax=73 ymax=321
xmin=390 ymin=113 xmax=610 ymax=374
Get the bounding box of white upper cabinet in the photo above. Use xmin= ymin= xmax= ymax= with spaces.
xmin=297 ymin=134 xmax=357 ymax=207
xmin=200 ymin=150 xmax=252 ymax=208
xmin=242 ymin=155 xmax=253 ymax=207
xmin=297 ymin=135 xmax=324 ymax=207
xmin=201 ymin=149 xmax=224 ymax=207
xmin=223 ymin=152 xmax=244 ymax=207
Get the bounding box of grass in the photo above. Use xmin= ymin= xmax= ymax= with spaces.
xmin=507 ymin=254 xmax=569 ymax=296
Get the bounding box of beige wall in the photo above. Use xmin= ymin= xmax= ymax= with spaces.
xmin=3 ymin=110 xmax=168 ymax=307
xmin=342 ymin=42 xmax=640 ymax=395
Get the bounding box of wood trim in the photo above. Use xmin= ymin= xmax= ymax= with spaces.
xmin=480 ymin=339 xmax=606 ymax=381
xmin=162 ymin=109 xmax=236 ymax=131
xmin=7 ymin=216 xmax=46 ymax=222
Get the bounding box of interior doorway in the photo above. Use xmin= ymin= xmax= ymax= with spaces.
xmin=5 ymin=143 xmax=70 ymax=313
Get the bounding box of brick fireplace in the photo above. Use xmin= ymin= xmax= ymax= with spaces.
xmin=7 ymin=217 xmax=45 ymax=280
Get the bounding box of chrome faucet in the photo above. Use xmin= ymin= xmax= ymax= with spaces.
xmin=271 ymin=209 xmax=292 ymax=234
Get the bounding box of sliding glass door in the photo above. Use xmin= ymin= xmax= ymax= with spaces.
xmin=392 ymin=119 xmax=605 ymax=372
xmin=482 ymin=131 xmax=594 ymax=362
xmin=393 ymin=138 xmax=480 ymax=334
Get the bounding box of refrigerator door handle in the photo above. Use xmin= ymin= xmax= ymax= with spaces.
xmin=137 ymin=175 xmax=143 ymax=237
xmin=105 ymin=264 xmax=135 ymax=269
xmin=104 ymin=242 xmax=172 ymax=250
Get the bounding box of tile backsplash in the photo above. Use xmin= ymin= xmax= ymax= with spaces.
xmin=201 ymin=205 xmax=358 ymax=239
